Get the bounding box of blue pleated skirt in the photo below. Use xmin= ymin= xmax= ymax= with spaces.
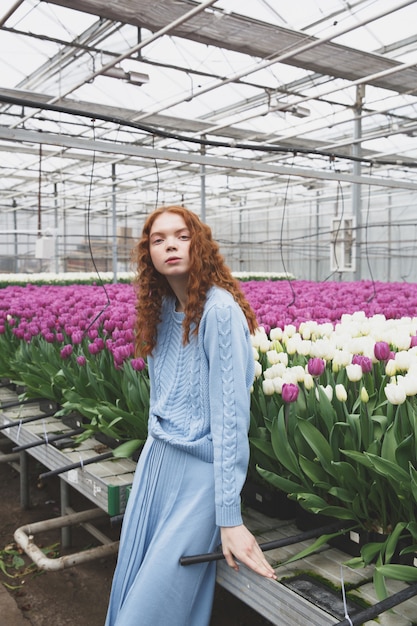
xmin=105 ymin=436 xmax=220 ymax=626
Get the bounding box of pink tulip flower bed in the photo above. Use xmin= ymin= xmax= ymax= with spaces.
xmin=1 ymin=280 xmax=417 ymax=355
xmin=240 ymin=279 xmax=417 ymax=332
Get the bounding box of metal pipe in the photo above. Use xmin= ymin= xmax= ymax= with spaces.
xmin=39 ymin=451 xmax=114 ymax=480
xmin=11 ymin=0 xmax=219 ymax=130
xmin=180 ymin=520 xmax=352 ymax=565
xmin=0 ymin=0 xmax=25 ymax=27
xmin=0 ymin=451 xmax=20 ymax=463
xmin=20 ymin=450 xmax=29 ymax=509
xmin=60 ymin=479 xmax=71 ymax=549
xmin=14 ymin=508 xmax=119 ymax=571
xmin=12 ymin=427 xmax=84 ymax=452
xmin=2 ymin=126 xmax=416 ymax=191
xmin=111 ymin=162 xmax=118 ymax=282
xmin=334 ymin=582 xmax=417 ymax=626
xmin=0 ymin=397 xmax=45 ymax=409
xmin=0 ymin=409 xmax=59 ymax=431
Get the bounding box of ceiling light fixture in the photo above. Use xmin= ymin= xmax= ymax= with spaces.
xmin=100 ymin=67 xmax=150 ymax=85
xmin=283 ymin=104 xmax=311 ymax=118
xmin=268 ymin=100 xmax=310 ymax=118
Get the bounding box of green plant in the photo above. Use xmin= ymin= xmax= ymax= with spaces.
xmin=250 ymin=318 xmax=417 ymax=599
xmin=8 ymin=334 xmax=149 ymax=457
xmin=0 ymin=542 xmax=59 ymax=589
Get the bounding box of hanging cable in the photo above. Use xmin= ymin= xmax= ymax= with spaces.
xmin=83 ymin=119 xmax=111 ymax=335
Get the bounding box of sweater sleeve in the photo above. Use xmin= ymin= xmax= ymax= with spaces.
xmin=202 ymin=302 xmax=253 ymax=527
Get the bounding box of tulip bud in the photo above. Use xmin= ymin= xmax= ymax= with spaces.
xmin=374 ymin=341 xmax=390 ymax=361
xmin=303 ymin=373 xmax=314 ymax=390
xmin=282 ymin=383 xmax=299 ymax=403
xmin=335 ymin=383 xmax=347 ymax=402
xmin=360 ymin=386 xmax=369 ymax=403
xmin=307 ymin=357 xmax=326 ymax=377
xmin=385 ymin=359 xmax=397 ymax=377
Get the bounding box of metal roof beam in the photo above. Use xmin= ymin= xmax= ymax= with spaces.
xmin=2 ymin=126 xmax=417 ymax=190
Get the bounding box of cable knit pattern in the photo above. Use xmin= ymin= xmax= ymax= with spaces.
xmin=215 ymin=306 xmax=236 ymax=508
xmin=147 ymin=286 xmax=254 ymax=527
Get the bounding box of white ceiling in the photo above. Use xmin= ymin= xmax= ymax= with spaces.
xmin=1 ymin=0 xmax=417 ymax=225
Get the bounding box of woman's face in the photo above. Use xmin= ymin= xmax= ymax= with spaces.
xmin=149 ymin=212 xmax=191 ymax=280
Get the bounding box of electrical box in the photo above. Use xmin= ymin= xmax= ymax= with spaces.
xmin=35 ymin=236 xmax=55 ymax=259
xmin=330 ymin=217 xmax=355 ymax=272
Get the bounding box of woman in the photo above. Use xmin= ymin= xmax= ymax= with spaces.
xmin=105 ymin=205 xmax=276 ymax=626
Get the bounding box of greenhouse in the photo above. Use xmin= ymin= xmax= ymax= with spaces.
xmin=1 ymin=1 xmax=417 ymax=625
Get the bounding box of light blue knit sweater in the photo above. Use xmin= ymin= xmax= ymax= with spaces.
xmin=147 ymin=286 xmax=254 ymax=528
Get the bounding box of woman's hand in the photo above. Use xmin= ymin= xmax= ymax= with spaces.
xmin=220 ymin=525 xmax=277 ymax=579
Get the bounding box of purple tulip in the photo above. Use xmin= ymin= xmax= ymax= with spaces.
xmin=374 ymin=341 xmax=391 ymax=361
xmin=131 ymin=357 xmax=146 ymax=371
xmin=282 ymin=383 xmax=299 ymax=403
xmin=410 ymin=335 xmax=417 ymax=348
xmin=307 ymin=357 xmax=325 ymax=377
xmin=88 ymin=342 xmax=100 ymax=355
xmin=71 ymin=330 xmax=84 ymax=344
xmin=60 ymin=344 xmax=73 ymax=359
xmin=76 ymin=355 xmax=86 ymax=366
xmin=352 ymin=354 xmax=373 ymax=373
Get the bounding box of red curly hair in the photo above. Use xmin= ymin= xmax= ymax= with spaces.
xmin=132 ymin=205 xmax=258 ymax=356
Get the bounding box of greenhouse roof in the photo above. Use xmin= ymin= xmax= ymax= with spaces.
xmin=1 ymin=0 xmax=417 ymax=222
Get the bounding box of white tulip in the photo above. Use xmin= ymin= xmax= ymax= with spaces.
xmin=315 ymin=384 xmax=333 ymax=402
xmin=297 ymin=339 xmax=312 ymax=356
xmin=335 ymin=383 xmax=347 ymax=402
xmin=384 ymin=381 xmax=407 ymax=405
xmin=259 ymin=338 xmax=271 ymax=353
xmin=262 ymin=379 xmax=275 ymax=396
xmin=346 ymin=363 xmax=363 ymax=382
xmin=272 ymin=377 xmax=284 ymax=394
xmin=254 ymin=360 xmax=262 ymax=379
xmin=402 ymin=373 xmax=417 ymax=396
xmin=267 ymin=350 xmax=281 ymax=365
xmin=395 ymin=334 xmax=413 ymax=351
xmin=319 ymin=323 xmax=334 ymax=338
xmin=282 ymin=324 xmax=297 ymax=339
xmin=285 ymin=335 xmax=302 ymax=355
xmin=385 ymin=359 xmax=397 ymax=377
xmin=332 ymin=349 xmax=352 ymax=371
xmin=360 ymin=386 xmax=369 ymax=403
xmin=291 ymin=365 xmax=306 ymax=383
xmin=269 ymin=363 xmax=287 ymax=379
xmin=303 ymin=373 xmax=314 ymax=390
xmin=395 ymin=350 xmax=413 ymax=371
xmin=270 ymin=327 xmax=283 ymax=341
xmin=276 ymin=352 xmax=288 ymax=366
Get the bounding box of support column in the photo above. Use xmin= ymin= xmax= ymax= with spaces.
xmin=112 ymin=163 xmax=118 ymax=282
xmin=19 ymin=450 xmax=30 ymax=509
xmin=60 ymin=478 xmax=71 ymax=548
xmin=353 ymin=85 xmax=365 ymax=280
